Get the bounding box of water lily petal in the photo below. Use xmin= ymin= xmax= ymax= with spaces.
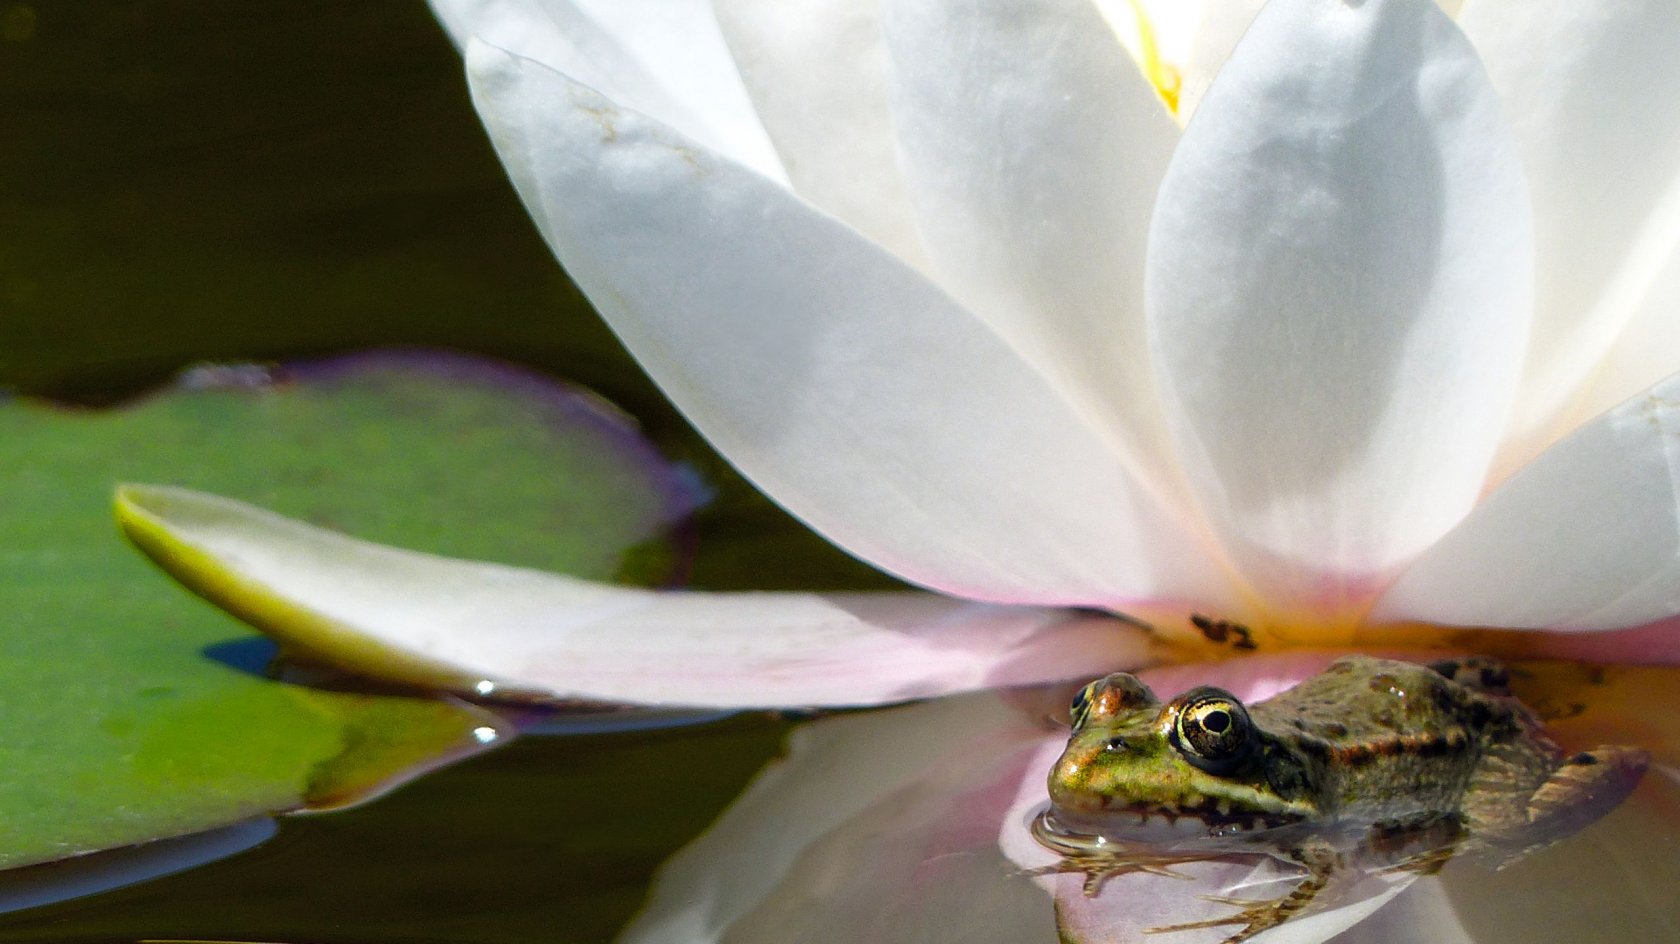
xmin=1572 ymin=247 xmax=1680 ymax=434
xmin=427 ymin=0 xmax=783 ymax=180
xmin=1460 ymin=0 xmax=1680 ymax=459
xmin=117 ymin=485 xmax=1157 ymax=709
xmin=1147 ymin=0 xmax=1532 ymax=611
xmin=620 ymin=693 xmax=1059 ymax=944
xmin=709 ymin=0 xmax=925 ymax=261
xmin=1372 ymin=372 xmax=1680 ymax=631
xmin=465 ymin=39 xmax=1236 ymax=613
xmin=1175 ymin=0 xmax=1263 ymax=119
xmin=1499 ymin=616 xmax=1680 ymax=667
xmin=881 ymin=0 xmax=1184 ymax=492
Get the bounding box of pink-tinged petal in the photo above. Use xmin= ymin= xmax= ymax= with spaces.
xmin=881 ymin=0 xmax=1186 ymax=497
xmin=1147 ymin=0 xmax=1532 ymax=612
xmin=117 ymin=485 xmax=1157 ymax=709
xmin=620 ymin=693 xmax=1063 ymax=944
xmin=709 ymin=0 xmax=926 ymax=262
xmin=1459 ymin=0 xmax=1680 ymax=461
xmin=427 ymin=0 xmax=783 ymax=180
xmin=1137 ymin=650 xmax=1354 ymax=704
xmin=1492 ymin=616 xmax=1680 ymax=667
xmin=465 ymin=40 xmax=1238 ymax=614
xmin=1372 ymin=373 xmax=1680 ymax=632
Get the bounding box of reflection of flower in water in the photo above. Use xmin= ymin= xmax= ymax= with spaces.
xmin=126 ymin=0 xmax=1680 ymax=940
xmin=616 ymin=656 xmax=1680 ymax=944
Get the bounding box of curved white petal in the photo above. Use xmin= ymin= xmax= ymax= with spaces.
xmin=117 ymin=486 xmax=1158 ymax=709
xmin=466 ymin=39 xmax=1236 ymax=613
xmin=1147 ymin=0 xmax=1533 ymax=611
xmin=1570 ymin=234 xmax=1680 ymax=434
xmin=1461 ymin=0 xmax=1680 ymax=460
xmin=1373 ymin=372 xmax=1680 ymax=631
xmin=880 ymin=0 xmax=1185 ymax=494
xmin=1175 ymin=0 xmax=1264 ymax=120
xmin=427 ymin=0 xmax=784 ymax=181
xmin=620 ymin=693 xmax=1059 ymax=944
xmin=709 ymin=0 xmax=926 ymax=262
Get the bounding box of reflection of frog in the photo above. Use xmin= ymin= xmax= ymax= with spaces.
xmin=1034 ymin=655 xmax=1648 ymax=943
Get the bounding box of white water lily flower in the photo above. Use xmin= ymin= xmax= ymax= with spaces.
xmin=124 ymin=0 xmax=1680 ymax=720
xmin=116 ymin=0 xmax=1680 ymax=940
xmin=413 ymin=0 xmax=1680 ymax=660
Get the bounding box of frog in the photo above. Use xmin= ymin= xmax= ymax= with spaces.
xmin=1031 ymin=654 xmax=1648 ymax=943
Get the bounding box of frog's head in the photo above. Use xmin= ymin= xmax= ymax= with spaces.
xmin=1044 ymin=673 xmax=1319 ymax=843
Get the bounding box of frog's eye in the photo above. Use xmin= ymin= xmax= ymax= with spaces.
xmin=1069 ymin=682 xmax=1098 ymax=729
xmin=1171 ymin=687 xmax=1254 ymax=771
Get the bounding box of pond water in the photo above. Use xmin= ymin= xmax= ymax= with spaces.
xmin=0 ymin=681 xmax=1672 ymax=944
xmin=0 ymin=712 xmax=790 ymax=943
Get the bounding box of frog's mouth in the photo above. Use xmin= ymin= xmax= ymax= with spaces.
xmin=1040 ymin=800 xmax=1306 ymax=847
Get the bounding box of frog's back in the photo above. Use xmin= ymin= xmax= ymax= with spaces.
xmin=1249 ymin=656 xmax=1548 ymax=825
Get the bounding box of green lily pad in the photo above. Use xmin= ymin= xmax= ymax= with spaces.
xmin=0 ymin=351 xmax=692 ymax=869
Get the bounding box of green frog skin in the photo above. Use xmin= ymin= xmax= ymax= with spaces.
xmin=1034 ymin=655 xmax=1648 ymax=943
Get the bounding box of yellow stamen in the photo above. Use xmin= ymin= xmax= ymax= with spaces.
xmin=1125 ymin=0 xmax=1183 ymax=115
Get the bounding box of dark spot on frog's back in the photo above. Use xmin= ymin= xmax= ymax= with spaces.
xmin=1468 ymin=700 xmax=1493 ymax=728
xmin=1320 ymin=722 xmax=1348 ymax=738
xmin=1429 ymin=680 xmax=1459 ymax=714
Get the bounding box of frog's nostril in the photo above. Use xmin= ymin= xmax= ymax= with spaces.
xmin=1104 ymin=736 xmax=1129 ymax=753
